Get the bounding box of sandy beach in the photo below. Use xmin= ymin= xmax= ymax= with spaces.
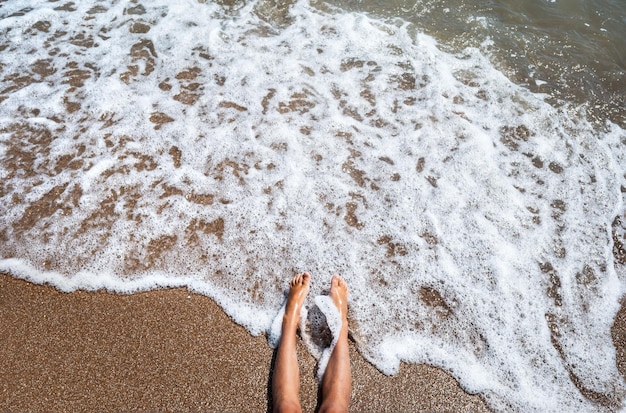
xmin=0 ymin=272 xmax=499 ymax=412
xmin=1 ymin=0 xmax=624 ymax=410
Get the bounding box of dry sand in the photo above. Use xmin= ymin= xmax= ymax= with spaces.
xmin=1 ymin=271 xmax=624 ymax=412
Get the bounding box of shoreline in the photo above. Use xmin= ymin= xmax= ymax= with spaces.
xmin=0 ymin=272 xmax=491 ymax=412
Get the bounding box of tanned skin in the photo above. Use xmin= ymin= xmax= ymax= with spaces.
xmin=272 ymin=273 xmax=351 ymax=413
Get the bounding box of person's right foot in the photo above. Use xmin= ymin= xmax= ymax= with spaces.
xmin=329 ymin=274 xmax=348 ymax=321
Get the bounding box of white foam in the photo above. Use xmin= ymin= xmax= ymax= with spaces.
xmin=1 ymin=0 xmax=625 ymax=411
xmin=313 ymin=295 xmax=342 ymax=380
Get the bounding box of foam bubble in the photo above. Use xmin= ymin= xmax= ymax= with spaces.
xmin=312 ymin=295 xmax=342 ymax=380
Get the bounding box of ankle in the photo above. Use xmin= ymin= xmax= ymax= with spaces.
xmin=282 ymin=315 xmax=300 ymax=330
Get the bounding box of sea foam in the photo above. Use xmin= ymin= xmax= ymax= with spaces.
xmin=0 ymin=0 xmax=625 ymax=411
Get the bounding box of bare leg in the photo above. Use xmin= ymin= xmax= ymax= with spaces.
xmin=273 ymin=272 xmax=310 ymax=413
xmin=319 ymin=275 xmax=351 ymax=413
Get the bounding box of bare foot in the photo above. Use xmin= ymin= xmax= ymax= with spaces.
xmin=284 ymin=272 xmax=311 ymax=324
xmin=329 ymin=274 xmax=348 ymax=321
xmin=320 ymin=275 xmax=351 ymax=413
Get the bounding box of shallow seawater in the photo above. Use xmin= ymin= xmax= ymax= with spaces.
xmin=0 ymin=0 xmax=625 ymax=411
xmin=332 ymin=0 xmax=626 ymax=127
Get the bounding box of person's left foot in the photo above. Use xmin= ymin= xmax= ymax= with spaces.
xmin=284 ymin=272 xmax=311 ymax=324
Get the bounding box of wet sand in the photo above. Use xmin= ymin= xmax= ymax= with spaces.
xmin=0 ymin=272 xmax=493 ymax=412
xmin=2 ymin=272 xmax=625 ymax=412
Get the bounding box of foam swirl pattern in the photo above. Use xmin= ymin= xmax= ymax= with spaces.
xmin=1 ymin=0 xmax=625 ymax=411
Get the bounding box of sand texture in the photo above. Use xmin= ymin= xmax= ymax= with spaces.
xmin=0 ymin=273 xmax=494 ymax=412
xmin=3 ymin=272 xmax=625 ymax=412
